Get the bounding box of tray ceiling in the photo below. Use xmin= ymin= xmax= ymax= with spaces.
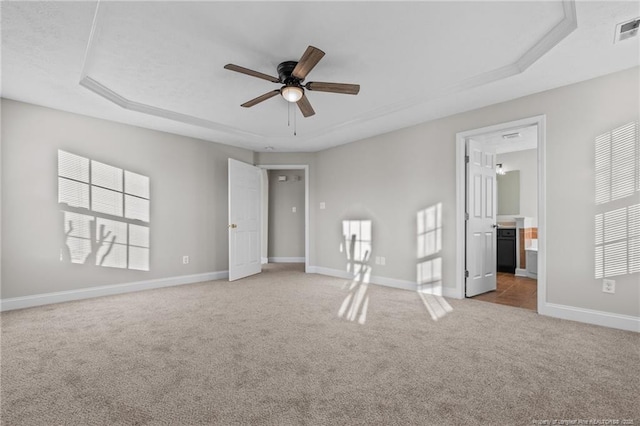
xmin=2 ymin=1 xmax=639 ymax=152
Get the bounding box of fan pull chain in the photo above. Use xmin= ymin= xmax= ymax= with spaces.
xmin=285 ymin=102 xmax=297 ymax=136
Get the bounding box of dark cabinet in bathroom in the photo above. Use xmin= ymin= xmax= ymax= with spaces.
xmin=497 ymin=228 xmax=516 ymax=274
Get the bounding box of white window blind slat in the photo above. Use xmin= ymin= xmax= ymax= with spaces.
xmin=92 ymin=161 xmax=123 ymax=192
xmin=125 ymin=171 xmax=150 ymax=199
xmin=58 ymin=150 xmax=89 ymax=182
xmin=593 ymin=122 xmax=640 ymax=278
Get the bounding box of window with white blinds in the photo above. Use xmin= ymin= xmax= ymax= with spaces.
xmin=58 ymin=150 xmax=150 ymax=271
xmin=594 ymin=122 xmax=640 ymax=279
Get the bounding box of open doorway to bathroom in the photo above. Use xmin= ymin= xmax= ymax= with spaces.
xmin=456 ymin=115 xmax=545 ymax=312
xmin=471 ymin=124 xmax=539 ymax=310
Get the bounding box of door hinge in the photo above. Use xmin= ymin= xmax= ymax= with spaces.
xmin=465 ymin=270 xmax=469 ymax=278
xmin=465 ymin=212 xmax=469 ymax=221
xmin=465 ymin=155 xmax=469 ymax=164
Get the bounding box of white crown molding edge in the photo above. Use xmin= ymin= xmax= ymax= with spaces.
xmin=78 ymin=2 xmax=261 ymax=142
xmin=79 ymin=76 xmax=263 ymax=140
xmin=303 ymin=0 xmax=578 ymax=143
xmin=0 ymin=270 xmax=229 ymax=312
xmin=79 ymin=1 xmax=576 ymax=146
xmin=308 ymin=265 xmax=458 ymax=299
xmin=516 ymin=0 xmax=577 ymax=72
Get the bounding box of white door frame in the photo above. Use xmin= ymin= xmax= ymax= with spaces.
xmin=257 ymin=164 xmax=310 ymax=273
xmin=455 ymin=115 xmax=546 ymax=312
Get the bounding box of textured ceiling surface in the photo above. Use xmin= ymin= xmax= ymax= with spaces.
xmin=2 ymin=1 xmax=639 ymax=152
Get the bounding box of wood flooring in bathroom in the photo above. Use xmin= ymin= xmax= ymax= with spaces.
xmin=471 ymin=272 xmax=537 ymax=311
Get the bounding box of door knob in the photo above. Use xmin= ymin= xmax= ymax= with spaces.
xmin=229 ymin=224 xmax=237 ymax=229
xmin=491 ymin=224 xmax=498 ymax=228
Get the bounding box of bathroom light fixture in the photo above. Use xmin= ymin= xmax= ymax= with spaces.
xmin=496 ymin=163 xmax=506 ymax=175
xmin=280 ymin=85 xmax=304 ymax=103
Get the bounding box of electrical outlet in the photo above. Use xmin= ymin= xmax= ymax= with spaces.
xmin=182 ymin=255 xmax=190 ymax=265
xmin=320 ymin=202 xmax=326 ymax=209
xmin=380 ymin=257 xmax=386 ymax=266
xmin=602 ymin=279 xmax=615 ymax=294
xmin=292 ymin=206 xmax=297 ymax=213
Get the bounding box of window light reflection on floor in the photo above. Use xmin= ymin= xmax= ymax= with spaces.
xmin=338 ymin=220 xmax=372 ymax=325
xmin=416 ymin=203 xmax=453 ymax=321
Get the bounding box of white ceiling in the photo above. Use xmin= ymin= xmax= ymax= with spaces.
xmin=472 ymin=124 xmax=539 ymax=154
xmin=1 ymin=1 xmax=638 ymax=153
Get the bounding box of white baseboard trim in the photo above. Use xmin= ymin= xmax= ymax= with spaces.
xmin=515 ymin=268 xmax=528 ymax=277
xmin=0 ymin=270 xmax=229 ymax=312
xmin=309 ymin=266 xmax=458 ymax=298
xmin=540 ymin=302 xmax=639 ymax=333
xmin=261 ymin=257 xmax=269 ymax=265
xmin=268 ymin=257 xmax=305 ymax=263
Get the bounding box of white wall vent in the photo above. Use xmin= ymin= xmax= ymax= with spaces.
xmin=615 ymin=17 xmax=639 ymax=43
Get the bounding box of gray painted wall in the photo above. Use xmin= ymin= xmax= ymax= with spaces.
xmin=2 ymin=66 xmax=638 ymax=321
xmin=312 ymin=66 xmax=639 ymax=317
xmin=497 ymin=148 xmax=538 ymax=225
xmin=267 ymin=170 xmax=305 ymax=259
xmin=313 ymin=119 xmax=456 ymax=286
xmin=1 ymin=99 xmax=252 ymax=299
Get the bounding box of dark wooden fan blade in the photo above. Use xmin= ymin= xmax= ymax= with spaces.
xmin=306 ymin=82 xmax=360 ymax=95
xmin=224 ymin=64 xmax=280 ymax=83
xmin=292 ymin=46 xmax=325 ymax=80
xmin=241 ymin=90 xmax=280 ymax=108
xmin=296 ymin=93 xmax=315 ymax=117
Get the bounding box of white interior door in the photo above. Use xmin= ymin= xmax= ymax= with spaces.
xmin=228 ymin=158 xmax=261 ymax=281
xmin=466 ymin=139 xmax=497 ymax=297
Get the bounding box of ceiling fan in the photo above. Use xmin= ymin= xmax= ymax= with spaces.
xmin=224 ymin=46 xmax=360 ymax=118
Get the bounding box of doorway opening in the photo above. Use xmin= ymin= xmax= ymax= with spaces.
xmin=455 ymin=115 xmax=546 ymax=313
xmin=258 ymin=165 xmax=310 ymax=273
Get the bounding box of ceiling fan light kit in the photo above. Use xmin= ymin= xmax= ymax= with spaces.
xmin=281 ymin=85 xmax=303 ymax=103
xmin=224 ymin=46 xmax=360 ymax=119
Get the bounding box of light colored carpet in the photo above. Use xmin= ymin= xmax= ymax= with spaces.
xmin=1 ymin=264 xmax=638 ymax=425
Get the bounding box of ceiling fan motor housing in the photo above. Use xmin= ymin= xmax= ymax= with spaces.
xmin=277 ymin=61 xmax=301 ymax=85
